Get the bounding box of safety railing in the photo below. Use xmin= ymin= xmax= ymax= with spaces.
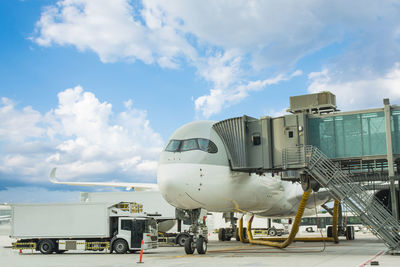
xmin=283 ymin=145 xmax=400 ymax=250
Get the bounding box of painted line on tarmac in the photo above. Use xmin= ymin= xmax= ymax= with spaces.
xmin=358 ymin=250 xmax=384 ymax=267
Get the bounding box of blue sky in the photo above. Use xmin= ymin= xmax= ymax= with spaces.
xmin=1 ymin=0 xmax=400 ymax=203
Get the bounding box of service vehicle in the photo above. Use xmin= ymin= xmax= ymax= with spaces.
xmin=299 ymin=211 xmax=357 ymax=240
xmin=10 ymin=202 xmax=158 ymax=254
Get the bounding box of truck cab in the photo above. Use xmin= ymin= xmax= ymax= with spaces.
xmin=112 ymin=216 xmax=158 ymax=253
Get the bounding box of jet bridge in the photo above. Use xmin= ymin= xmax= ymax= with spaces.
xmin=212 ymin=91 xmax=400 ymax=251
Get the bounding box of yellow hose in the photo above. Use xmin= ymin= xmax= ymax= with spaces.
xmin=239 ymin=189 xmax=340 ymax=248
xmin=238 ymin=216 xmax=249 ymax=243
xmin=253 ymin=198 xmax=340 ymax=244
xmin=246 ymin=188 xmax=312 ymax=248
xmin=332 ymin=199 xmax=340 ymax=243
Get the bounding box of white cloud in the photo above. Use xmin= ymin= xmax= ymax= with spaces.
xmin=195 ymin=69 xmax=302 ymax=118
xmin=307 ymin=63 xmax=400 ymax=110
xmin=33 ymin=1 xmax=400 ymax=115
xmin=0 ymin=86 xmax=163 ymax=185
xmin=35 ymin=0 xmax=195 ymax=66
xmin=0 ymin=98 xmax=45 ymax=142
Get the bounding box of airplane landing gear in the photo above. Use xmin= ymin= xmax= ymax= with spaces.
xmin=184 ymin=237 xmax=195 ymax=254
xmin=218 ymin=212 xmax=238 ymax=241
xmin=177 ymin=208 xmax=208 ymax=255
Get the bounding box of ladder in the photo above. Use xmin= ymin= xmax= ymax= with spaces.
xmin=283 ymin=145 xmax=400 ymax=251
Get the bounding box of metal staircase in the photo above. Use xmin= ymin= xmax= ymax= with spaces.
xmin=283 ymin=145 xmax=400 ymax=251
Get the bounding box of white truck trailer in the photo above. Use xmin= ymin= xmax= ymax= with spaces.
xmin=10 ymin=202 xmax=158 ymax=254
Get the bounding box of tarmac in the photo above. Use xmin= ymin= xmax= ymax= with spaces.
xmin=1 ymin=223 xmax=399 ymax=267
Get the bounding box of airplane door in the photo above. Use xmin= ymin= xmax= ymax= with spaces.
xmin=131 ymin=219 xmax=144 ymax=249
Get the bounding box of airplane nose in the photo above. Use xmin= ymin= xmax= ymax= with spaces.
xmin=157 ymin=163 xmax=200 ymax=209
xmin=157 ymin=164 xmax=184 ymax=204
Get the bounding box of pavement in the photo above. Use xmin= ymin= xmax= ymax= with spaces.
xmin=1 ymin=224 xmax=399 ymax=267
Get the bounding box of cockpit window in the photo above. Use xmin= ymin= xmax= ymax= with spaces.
xmin=165 ymin=140 xmax=181 ymax=152
xmin=164 ymin=138 xmax=218 ymax=154
xmin=197 ymin=138 xmax=218 ymax=153
xmin=181 ymin=139 xmax=198 ymax=151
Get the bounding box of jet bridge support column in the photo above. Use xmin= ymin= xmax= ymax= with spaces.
xmin=384 ymin=98 xmax=399 ymax=220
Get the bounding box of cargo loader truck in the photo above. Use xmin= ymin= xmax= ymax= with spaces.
xmin=10 ymin=202 xmax=158 ymax=254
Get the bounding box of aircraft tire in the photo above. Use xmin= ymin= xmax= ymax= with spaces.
xmin=196 ymin=236 xmax=207 ymax=254
xmin=218 ymin=228 xmax=226 ymax=241
xmin=184 ymin=237 xmax=195 ymax=254
xmin=224 ymin=228 xmax=231 ymax=241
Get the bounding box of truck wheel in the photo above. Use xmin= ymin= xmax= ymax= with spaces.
xmin=39 ymin=240 xmax=54 ymax=254
xmin=196 ymin=236 xmax=207 ymax=254
xmin=177 ymin=233 xmax=189 ymax=247
xmin=113 ymin=239 xmax=128 ymax=254
xmin=268 ymin=228 xmax=277 ymax=236
xmin=184 ymin=237 xmax=195 ymax=254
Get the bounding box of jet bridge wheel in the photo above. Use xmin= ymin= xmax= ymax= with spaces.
xmin=235 ymin=229 xmax=240 ymax=241
xmin=346 ymin=226 xmax=355 ymax=240
xmin=301 ymin=175 xmax=320 ymax=192
xmin=327 ymin=226 xmax=333 ymax=237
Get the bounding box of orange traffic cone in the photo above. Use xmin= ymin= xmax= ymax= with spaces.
xmin=137 ymin=239 xmax=144 ymax=264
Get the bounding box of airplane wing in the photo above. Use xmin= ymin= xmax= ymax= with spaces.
xmin=49 ymin=168 xmax=158 ymax=191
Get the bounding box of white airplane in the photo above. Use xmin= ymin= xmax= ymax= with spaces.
xmin=157 ymin=120 xmax=331 ymax=252
xmin=158 ymin=121 xmax=329 ymax=216
xmin=51 ymin=120 xmax=332 ymax=254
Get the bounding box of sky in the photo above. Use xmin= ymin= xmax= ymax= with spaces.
xmin=1 ymin=0 xmax=400 ymax=203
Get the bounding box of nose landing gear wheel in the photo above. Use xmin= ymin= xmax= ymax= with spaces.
xmin=184 ymin=237 xmax=196 ymax=254
xmin=196 ymin=236 xmax=207 ymax=254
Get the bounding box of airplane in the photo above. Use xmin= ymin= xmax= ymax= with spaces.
xmin=50 ymin=120 xmax=333 ymax=254
xmin=157 ymin=120 xmax=331 ymax=253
